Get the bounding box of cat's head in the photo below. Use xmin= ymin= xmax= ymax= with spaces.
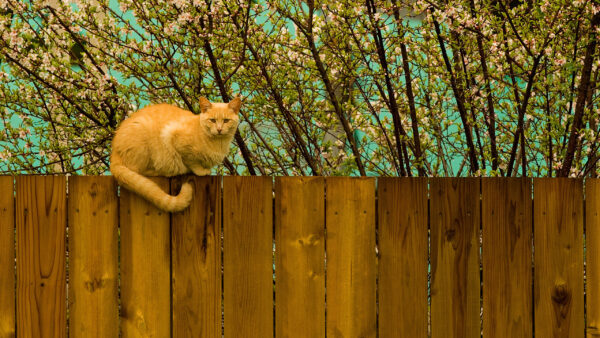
xmin=198 ymin=96 xmax=241 ymax=137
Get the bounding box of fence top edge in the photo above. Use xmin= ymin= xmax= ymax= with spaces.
xmin=0 ymin=175 xmax=593 ymax=181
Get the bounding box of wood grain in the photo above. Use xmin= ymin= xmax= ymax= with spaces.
xmin=325 ymin=177 xmax=376 ymax=338
xmin=223 ymin=176 xmax=273 ymax=338
xmin=275 ymin=177 xmax=325 ymax=338
xmin=0 ymin=176 xmax=14 ymax=338
xmin=68 ymin=176 xmax=119 ymax=338
xmin=378 ymin=177 xmax=428 ymax=338
xmin=430 ymin=178 xmax=480 ymax=338
xmin=16 ymin=176 xmax=67 ymax=338
xmin=587 ymin=179 xmax=600 ymax=338
xmin=481 ymin=178 xmax=532 ymax=338
xmin=534 ymin=178 xmax=584 ymax=338
xmin=171 ymin=176 xmax=221 ymax=338
xmin=120 ymin=178 xmax=171 ymax=338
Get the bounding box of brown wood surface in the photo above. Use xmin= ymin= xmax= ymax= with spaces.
xmin=377 ymin=177 xmax=428 ymax=338
xmin=325 ymin=177 xmax=376 ymax=338
xmin=482 ymin=178 xmax=532 ymax=338
xmin=430 ymin=178 xmax=480 ymax=338
xmin=171 ymin=176 xmax=221 ymax=338
xmin=120 ymin=178 xmax=171 ymax=338
xmin=275 ymin=177 xmax=325 ymax=338
xmin=68 ymin=176 xmax=119 ymax=338
xmin=534 ymin=178 xmax=584 ymax=338
xmin=2 ymin=176 xmax=595 ymax=337
xmin=587 ymin=179 xmax=600 ymax=338
xmin=0 ymin=176 xmax=14 ymax=337
xmin=16 ymin=176 xmax=67 ymax=338
xmin=223 ymin=176 xmax=273 ymax=338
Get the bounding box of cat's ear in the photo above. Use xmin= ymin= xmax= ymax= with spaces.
xmin=228 ymin=96 xmax=242 ymax=113
xmin=199 ymin=97 xmax=212 ymax=113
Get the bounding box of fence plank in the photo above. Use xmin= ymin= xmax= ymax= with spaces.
xmin=325 ymin=177 xmax=376 ymax=338
xmin=223 ymin=176 xmax=273 ymax=338
xmin=0 ymin=176 xmax=14 ymax=337
xmin=68 ymin=176 xmax=119 ymax=338
xmin=16 ymin=176 xmax=67 ymax=337
xmin=534 ymin=178 xmax=584 ymax=338
xmin=120 ymin=178 xmax=171 ymax=338
xmin=171 ymin=176 xmax=221 ymax=338
xmin=482 ymin=178 xmax=532 ymax=338
xmin=275 ymin=177 xmax=325 ymax=338
xmin=587 ymin=179 xmax=600 ymax=338
xmin=378 ymin=177 xmax=428 ymax=338
xmin=430 ymin=178 xmax=480 ymax=338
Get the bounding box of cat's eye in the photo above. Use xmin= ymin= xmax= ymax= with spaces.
xmin=209 ymin=119 xmax=217 ymax=123
xmin=224 ymin=119 xmax=230 ymax=123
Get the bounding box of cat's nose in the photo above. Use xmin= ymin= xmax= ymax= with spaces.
xmin=217 ymin=127 xmax=222 ymax=133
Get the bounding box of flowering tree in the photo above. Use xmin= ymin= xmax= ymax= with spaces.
xmin=0 ymin=0 xmax=599 ymax=177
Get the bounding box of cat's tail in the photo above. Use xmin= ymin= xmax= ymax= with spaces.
xmin=110 ymin=153 xmax=193 ymax=212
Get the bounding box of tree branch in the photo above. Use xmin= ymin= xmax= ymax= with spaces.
xmin=558 ymin=13 xmax=600 ymax=176
xmin=432 ymin=16 xmax=479 ymax=174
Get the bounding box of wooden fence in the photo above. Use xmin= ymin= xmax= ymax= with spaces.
xmin=0 ymin=176 xmax=597 ymax=337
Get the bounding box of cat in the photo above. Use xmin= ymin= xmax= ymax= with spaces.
xmin=110 ymin=96 xmax=241 ymax=212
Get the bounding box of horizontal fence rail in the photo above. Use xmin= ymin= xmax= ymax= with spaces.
xmin=0 ymin=176 xmax=597 ymax=337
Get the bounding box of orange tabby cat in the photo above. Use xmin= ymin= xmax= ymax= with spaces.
xmin=110 ymin=97 xmax=241 ymax=212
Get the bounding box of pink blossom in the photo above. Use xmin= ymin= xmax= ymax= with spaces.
xmin=177 ymin=12 xmax=193 ymax=24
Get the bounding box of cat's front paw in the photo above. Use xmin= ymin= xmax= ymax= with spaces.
xmin=192 ymin=167 xmax=211 ymax=176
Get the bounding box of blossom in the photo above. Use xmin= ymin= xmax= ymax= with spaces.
xmin=168 ymin=0 xmax=186 ymax=9
xmin=177 ymin=12 xmax=193 ymax=24
xmin=0 ymin=0 xmax=597 ymax=177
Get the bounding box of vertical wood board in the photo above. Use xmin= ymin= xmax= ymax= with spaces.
xmin=534 ymin=178 xmax=584 ymax=338
xmin=171 ymin=176 xmax=221 ymax=338
xmin=325 ymin=177 xmax=376 ymax=338
xmin=0 ymin=176 xmax=14 ymax=337
xmin=378 ymin=177 xmax=428 ymax=338
xmin=223 ymin=176 xmax=273 ymax=338
xmin=588 ymin=179 xmax=600 ymax=338
xmin=68 ymin=176 xmax=119 ymax=338
xmin=120 ymin=178 xmax=171 ymax=338
xmin=430 ymin=178 xmax=480 ymax=338
xmin=482 ymin=178 xmax=532 ymax=338
xmin=275 ymin=177 xmax=325 ymax=338
xmin=16 ymin=176 xmax=67 ymax=338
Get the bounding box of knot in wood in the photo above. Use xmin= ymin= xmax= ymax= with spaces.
xmin=551 ymin=282 xmax=571 ymax=306
xmin=84 ymin=278 xmax=107 ymax=293
xmin=445 ymin=228 xmax=456 ymax=242
xmin=297 ymin=234 xmax=320 ymax=247
xmin=89 ymin=183 xmax=98 ymax=197
xmin=587 ymin=326 xmax=600 ymax=337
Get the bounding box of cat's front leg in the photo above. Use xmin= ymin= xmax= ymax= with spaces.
xmin=190 ymin=165 xmax=212 ymax=176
